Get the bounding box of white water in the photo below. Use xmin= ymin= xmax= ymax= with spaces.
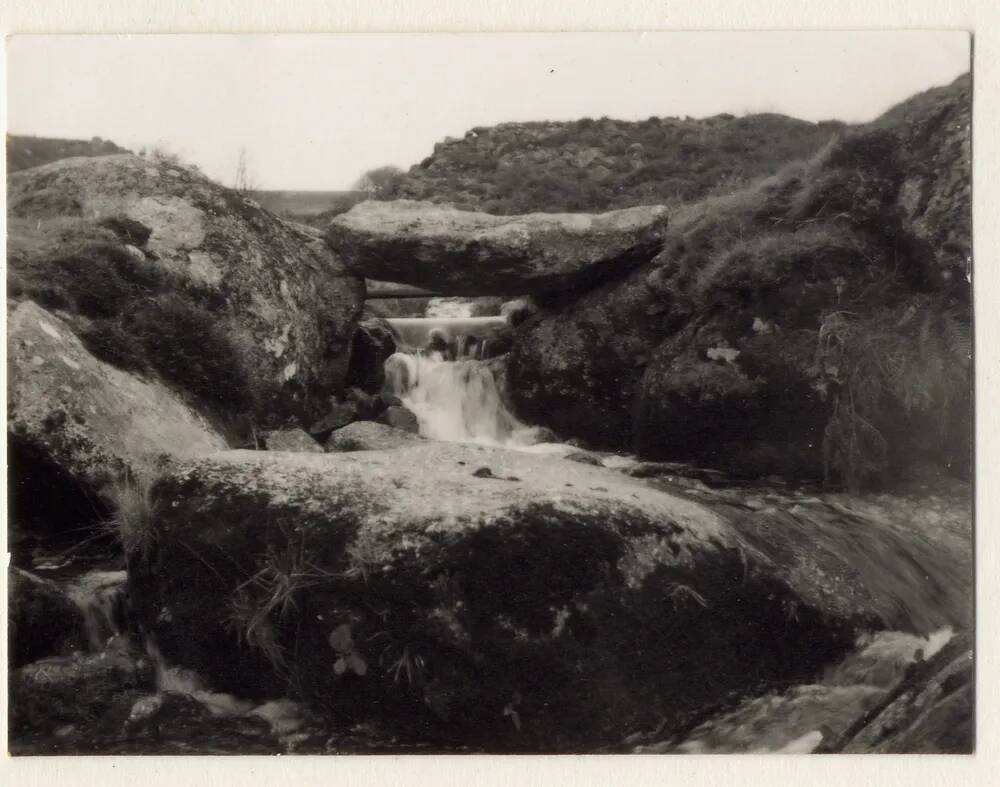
xmin=384 ymin=351 xmax=565 ymax=451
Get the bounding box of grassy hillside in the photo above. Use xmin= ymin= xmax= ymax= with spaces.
xmin=394 ymin=113 xmax=847 ymax=214
xmin=7 ymin=135 xmax=131 ymax=173
xmin=506 ymin=73 xmax=971 ymax=489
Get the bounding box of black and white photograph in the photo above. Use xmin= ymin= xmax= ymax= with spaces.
xmin=4 ymin=30 xmax=975 ymax=758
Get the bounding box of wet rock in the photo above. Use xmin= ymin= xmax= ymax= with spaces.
xmin=346 ymin=386 xmax=385 ymax=420
xmin=500 ymin=297 xmax=538 ymax=326
xmin=129 ymin=445 xmax=966 ymax=750
xmin=326 ymin=200 xmax=669 ymax=296
xmin=264 ymin=428 xmax=324 ymax=453
xmin=823 ymin=631 xmax=973 ymax=753
xmin=9 ymin=650 xmax=155 ymax=745
xmin=308 ymin=400 xmax=359 ymax=437
xmin=625 ymin=461 xmax=728 ymax=485
xmin=7 ymin=300 xmax=227 ymax=504
xmin=8 ymin=567 xmax=89 ymax=667
xmin=117 ymin=692 xmax=283 ymax=754
xmin=345 ymin=317 xmax=398 ymax=394
xmin=324 ymin=420 xmax=424 ymax=452
xmin=377 ymin=405 xmax=419 ymax=433
xmin=8 ymin=154 xmax=365 ymax=427
xmin=564 ymin=451 xmax=603 ymax=467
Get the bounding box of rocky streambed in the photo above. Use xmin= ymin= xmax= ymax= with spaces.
xmin=8 ymin=437 xmax=973 ymax=754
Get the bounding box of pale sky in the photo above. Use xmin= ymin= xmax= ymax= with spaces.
xmin=6 ymin=32 xmax=971 ymax=191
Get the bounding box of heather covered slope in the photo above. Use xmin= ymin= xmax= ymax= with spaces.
xmin=506 ymin=73 xmax=971 ymax=489
xmin=395 ymin=113 xmax=845 ymax=214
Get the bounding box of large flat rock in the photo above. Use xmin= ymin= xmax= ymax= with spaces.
xmin=130 ymin=444 xmax=966 ymax=750
xmin=326 ymin=199 xmax=669 ymax=296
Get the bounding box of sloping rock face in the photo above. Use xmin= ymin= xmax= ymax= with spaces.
xmin=507 ymin=74 xmax=972 ymax=487
xmin=7 ymin=301 xmax=226 ymax=490
xmin=326 ymin=200 xmax=669 ymax=296
xmin=128 ymin=446 xmax=965 ymax=751
xmin=7 ymin=154 xmax=365 ymax=427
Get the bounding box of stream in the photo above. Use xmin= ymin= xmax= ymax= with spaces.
xmin=11 ymin=310 xmax=973 ymax=755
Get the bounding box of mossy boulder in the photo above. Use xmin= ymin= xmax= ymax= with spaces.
xmin=7 ymin=153 xmax=365 ymax=428
xmin=128 ymin=446 xmax=966 ymax=751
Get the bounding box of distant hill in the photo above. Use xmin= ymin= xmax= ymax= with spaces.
xmin=7 ymin=134 xmax=131 ymax=173
xmin=252 ymin=190 xmax=366 ymax=228
xmin=393 ymin=113 xmax=848 ymax=214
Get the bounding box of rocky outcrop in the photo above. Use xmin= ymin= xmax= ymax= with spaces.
xmin=7 ymin=154 xmax=365 ymax=428
xmin=8 ymin=300 xmax=227 ymax=503
xmin=9 ymin=567 xmax=89 ymax=668
xmin=507 ymin=73 xmax=972 ymax=487
xmin=128 ymin=446 xmax=966 ymax=750
xmin=326 ymin=200 xmax=669 ymax=296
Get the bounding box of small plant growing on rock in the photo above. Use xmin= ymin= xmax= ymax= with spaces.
xmin=227 ymin=525 xmax=344 ymax=671
xmin=104 ymin=473 xmax=158 ymax=558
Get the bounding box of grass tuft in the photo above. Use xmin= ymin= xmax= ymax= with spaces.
xmin=103 ymin=473 xmax=159 ymax=558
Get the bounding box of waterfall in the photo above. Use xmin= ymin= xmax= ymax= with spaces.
xmin=384 ymin=351 xmax=557 ymax=449
xmin=65 ymin=569 xmax=129 ymax=651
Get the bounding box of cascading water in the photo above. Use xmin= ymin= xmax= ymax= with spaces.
xmin=384 ymin=352 xmax=549 ymax=447
xmin=383 ymin=314 xmax=567 ymax=451
xmin=65 ymin=569 xmax=129 ymax=651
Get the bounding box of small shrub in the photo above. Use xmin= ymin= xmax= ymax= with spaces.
xmin=226 ymin=526 xmax=341 ymax=671
xmin=123 ymin=294 xmax=253 ymax=413
xmin=78 ymin=320 xmax=148 ymax=374
xmin=51 ymin=242 xmax=165 ymax=318
xmin=98 ymin=215 xmax=153 ymax=246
